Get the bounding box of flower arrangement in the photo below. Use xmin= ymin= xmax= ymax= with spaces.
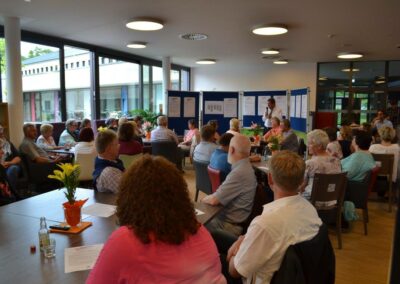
xmin=267 ymin=134 xmax=283 ymax=151
xmin=250 ymin=123 xmax=262 ymax=136
xmin=97 ymin=126 xmax=108 ymax=132
xmin=142 ymin=121 xmax=153 ymax=132
xmin=48 ymin=163 xmax=81 ymax=204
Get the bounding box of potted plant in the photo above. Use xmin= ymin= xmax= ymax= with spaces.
xmin=48 ymin=163 xmax=87 ymax=226
xmin=250 ymin=123 xmax=262 ymax=143
xmin=142 ymin=121 xmax=153 ymax=139
xmin=267 ymin=134 xmax=283 ymax=155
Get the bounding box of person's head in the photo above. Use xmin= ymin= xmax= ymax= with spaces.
xmin=95 ymin=130 xmax=119 ymax=159
xmin=65 ymin=119 xmax=78 ymax=133
xmin=23 ymin=123 xmax=37 ymax=139
xmin=116 ymin=155 xmax=199 ymax=245
xmin=360 ymin=122 xmax=372 ymax=133
xmin=133 ymin=115 xmax=143 ymax=126
xmin=80 ymin=118 xmax=91 ymax=129
xmin=129 ymin=121 xmax=139 ymax=135
xmin=157 ymin=115 xmax=168 ymax=127
xmin=271 ymin=117 xmax=280 ymax=128
xmin=40 ymin=124 xmax=53 ymax=138
xmin=377 ymin=110 xmax=385 ymax=121
xmin=207 ymin=120 xmax=218 ymax=131
xmin=79 ymin=127 xmax=94 ymax=142
xmin=106 ymin=118 xmax=118 ymax=129
xmin=229 ymin=118 xmax=240 ymax=132
xmin=200 ymin=125 xmax=216 ymax=142
xmin=307 ymin=129 xmax=330 ymax=155
xmin=267 ymin=98 xmax=276 ymax=109
xmin=118 ymin=122 xmax=134 ymax=142
xmin=118 ymin=117 xmax=128 ymax=126
xmin=188 ymin=119 xmax=196 ymax=130
xmin=228 ymin=134 xmax=251 ymax=164
xmin=268 ymin=150 xmax=305 ymax=197
xmin=340 ymin=125 xmax=352 ymax=141
xmin=218 ymin=133 xmax=234 ymax=152
xmin=280 ymin=119 xmax=291 ymax=132
xmin=378 ymin=126 xmax=395 ymax=143
xmin=352 ymin=130 xmax=372 ymax=151
xmin=323 ymin=127 xmax=337 ymax=142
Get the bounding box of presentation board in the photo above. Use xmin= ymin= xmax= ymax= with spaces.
xmin=289 ymin=88 xmax=309 ymax=133
xmin=167 ymin=91 xmax=200 ymax=135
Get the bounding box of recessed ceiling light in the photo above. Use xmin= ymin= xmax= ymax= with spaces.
xmin=196 ymin=59 xmax=216 ymax=65
xmin=261 ymin=49 xmax=280 ymax=55
xmin=341 ymin=68 xmax=360 ymax=72
xmin=252 ymin=25 xmax=288 ymax=36
xmin=180 ymin=33 xmax=208 ymax=41
xmin=337 ymin=52 xmax=363 ymax=59
xmin=126 ymin=18 xmax=163 ymax=31
xmin=375 ymin=80 xmax=386 ymax=84
xmin=319 ymin=77 xmax=328 ymax=81
xmin=273 ymin=59 xmax=288 ymax=65
xmin=127 ymin=42 xmax=147 ymax=49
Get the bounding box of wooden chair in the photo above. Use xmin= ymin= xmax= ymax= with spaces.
xmin=151 ymin=141 xmax=182 ymax=170
xmin=193 ymin=160 xmax=212 ymax=201
xmin=310 ymin=172 xmax=347 ymax=249
xmin=119 ymin=153 xmax=143 ymax=169
xmin=207 ymin=166 xmax=222 ymax=193
xmin=372 ymin=153 xmax=395 ymax=212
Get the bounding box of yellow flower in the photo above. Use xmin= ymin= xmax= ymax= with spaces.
xmin=98 ymin=126 xmax=107 ymax=132
xmin=48 ymin=163 xmax=81 ymax=204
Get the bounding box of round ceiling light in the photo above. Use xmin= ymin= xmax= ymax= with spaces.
xmin=196 ymin=59 xmax=216 ymax=65
xmin=261 ymin=48 xmax=280 ymax=55
xmin=180 ymin=33 xmax=208 ymax=41
xmin=341 ymin=68 xmax=360 ymax=72
xmin=127 ymin=42 xmax=147 ymax=49
xmin=273 ymin=59 xmax=288 ymax=65
xmin=252 ymin=25 xmax=288 ymax=36
xmin=337 ymin=52 xmax=363 ymax=59
xmin=126 ymin=18 xmax=163 ymax=31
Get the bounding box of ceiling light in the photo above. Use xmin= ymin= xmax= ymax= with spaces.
xmin=180 ymin=33 xmax=208 ymax=41
xmin=127 ymin=42 xmax=147 ymax=49
xmin=375 ymin=80 xmax=386 ymax=84
xmin=273 ymin=59 xmax=288 ymax=65
xmin=196 ymin=59 xmax=216 ymax=65
xmin=337 ymin=52 xmax=363 ymax=59
xmin=252 ymin=25 xmax=288 ymax=36
xmin=341 ymin=68 xmax=360 ymax=72
xmin=319 ymin=77 xmax=328 ymax=81
xmin=261 ymin=49 xmax=280 ymax=55
xmin=126 ymin=18 xmax=163 ymax=31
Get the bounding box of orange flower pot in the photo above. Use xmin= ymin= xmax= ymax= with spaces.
xmin=63 ymin=199 xmax=88 ymax=227
xmin=145 ymin=131 xmax=151 ymax=140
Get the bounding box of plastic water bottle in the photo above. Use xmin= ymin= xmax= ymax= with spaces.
xmin=38 ymin=217 xmax=50 ymax=252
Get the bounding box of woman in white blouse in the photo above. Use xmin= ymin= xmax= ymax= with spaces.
xmin=36 ymin=124 xmax=64 ymax=150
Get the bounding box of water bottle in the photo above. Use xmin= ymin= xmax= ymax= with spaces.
xmin=38 ymin=217 xmax=50 ymax=252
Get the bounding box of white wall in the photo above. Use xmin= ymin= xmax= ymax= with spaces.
xmin=192 ymin=62 xmax=317 ymax=111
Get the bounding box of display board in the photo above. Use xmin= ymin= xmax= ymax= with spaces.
xmin=242 ymin=90 xmax=288 ymax=127
xmin=289 ymin=88 xmax=309 ymax=133
xmin=202 ymin=91 xmax=239 ymax=133
xmin=167 ymin=91 xmax=200 ymax=135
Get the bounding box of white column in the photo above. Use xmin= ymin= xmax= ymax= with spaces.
xmin=5 ymin=17 xmax=24 ymax=146
xmin=162 ymin=56 xmax=171 ymax=115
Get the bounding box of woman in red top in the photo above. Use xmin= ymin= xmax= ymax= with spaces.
xmin=118 ymin=122 xmax=143 ymax=155
xmin=263 ymin=116 xmax=282 ymax=142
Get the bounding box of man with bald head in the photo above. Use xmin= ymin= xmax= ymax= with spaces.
xmin=202 ymin=134 xmax=257 ymax=236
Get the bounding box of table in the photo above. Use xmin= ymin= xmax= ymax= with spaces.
xmin=0 ymin=188 xmax=222 ymax=283
xmin=251 ymin=160 xmax=270 ymax=173
xmin=46 ymin=148 xmax=75 ymax=157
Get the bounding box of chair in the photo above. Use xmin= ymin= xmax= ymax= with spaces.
xmin=193 ymin=160 xmax=212 ymax=201
xmin=372 ymin=153 xmax=395 ymax=212
xmin=207 ymin=166 xmax=222 ymax=193
xmin=74 ymin=152 xmax=96 ymax=181
xmin=298 ymin=138 xmax=306 ymax=157
xmin=119 ymin=153 xmax=143 ymax=169
xmin=151 ymin=141 xmax=181 ymax=169
xmin=310 ymin=172 xmax=347 ymax=249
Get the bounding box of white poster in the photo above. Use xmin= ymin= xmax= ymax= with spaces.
xmin=274 ymin=96 xmax=287 ymax=118
xmin=224 ymin=98 xmax=237 ymax=117
xmin=168 ymin=96 xmax=181 ymax=117
xmin=205 ymin=101 xmax=223 ymax=114
xmin=243 ymin=96 xmax=255 ymax=116
xmin=258 ymin=96 xmax=270 ymax=116
xmin=295 ymin=96 xmax=301 ymax=118
xmin=183 ymin=97 xmax=196 ymax=117
xmin=290 ymin=96 xmax=296 ymax=117
xmin=301 ymin=95 xmax=308 ymax=118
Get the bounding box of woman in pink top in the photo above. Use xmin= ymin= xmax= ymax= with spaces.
xmin=263 ymin=117 xmax=282 ymax=142
xmin=179 ymin=119 xmax=200 ymax=152
xmin=87 ymin=155 xmax=226 ymax=284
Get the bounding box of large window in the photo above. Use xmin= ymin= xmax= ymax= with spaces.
xmin=170 ymin=69 xmax=180 ymax=90
xmin=0 ymin=38 xmax=5 ymax=102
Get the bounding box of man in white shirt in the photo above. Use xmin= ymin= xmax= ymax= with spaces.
xmin=227 ymin=150 xmax=322 ymax=284
xmin=262 ymin=98 xmax=283 ymax=133
xmin=150 ymin=115 xmax=179 ymax=144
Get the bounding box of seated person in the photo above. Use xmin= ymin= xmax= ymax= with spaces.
xmin=59 ymin=119 xmax=79 ymax=146
xmin=74 ymin=128 xmax=96 ymax=155
xmin=150 ymin=115 xmax=179 ymax=144
xmin=106 ymin=117 xmax=119 ymax=132
xmin=226 ymin=151 xmax=322 ymax=283
xmin=129 ymin=121 xmax=144 ymax=145
xmin=338 ymin=125 xmax=353 ymax=158
xmin=324 ymin=127 xmax=343 ymax=159
xmin=179 ymin=119 xmax=200 ymax=152
xmin=79 ymin=118 xmax=92 ymax=133
xmin=118 ymin=117 xmax=128 ymax=126
xmin=202 ymin=135 xmax=257 ymax=236
xmin=193 ymin=125 xmax=218 ymax=163
xmin=118 ymin=122 xmax=143 ymax=155
xmin=263 ymin=117 xmax=282 ymax=142
xmin=208 ymin=120 xmax=220 ymax=142
xmin=342 ymin=130 xmax=376 ymax=182
xmin=133 ymin=115 xmax=144 ymax=136
xmin=209 ymin=133 xmax=234 ymax=178
xmin=226 ymin=118 xmax=240 ymax=136
xmin=36 ymin=124 xmax=64 ymax=150
xmin=88 ymin=155 xmax=225 ymax=284
xmin=0 ymin=139 xmax=18 ymax=205
xmin=302 ymin=129 xmax=341 ymax=199
xmin=372 ymin=110 xmax=393 ymax=130
xmin=279 ymin=119 xmax=299 ymax=153
xmin=92 ymin=130 xmax=125 ymax=193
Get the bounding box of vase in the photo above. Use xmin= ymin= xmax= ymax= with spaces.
xmin=63 ymin=198 xmax=88 ymax=227
xmin=145 ymin=131 xmax=151 ymax=140
xmin=254 ymin=135 xmax=260 ymax=143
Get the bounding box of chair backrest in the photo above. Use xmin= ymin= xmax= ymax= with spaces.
xmin=298 ymin=138 xmax=306 ymax=157
xmin=74 ymin=152 xmax=96 ymax=181
xmin=193 ymin=160 xmax=212 ymax=196
xmin=119 ymin=153 xmax=143 ymax=169
xmin=372 ymin=153 xmax=394 ymax=181
xmin=151 ymin=141 xmax=178 ymax=165
xmin=207 ymin=166 xmax=221 ymax=193
xmin=345 ymin=170 xmax=372 ymax=209
xmin=367 ymin=166 xmax=381 ymax=195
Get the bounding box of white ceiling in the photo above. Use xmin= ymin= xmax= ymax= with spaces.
xmin=1 ymin=0 xmax=400 ymax=69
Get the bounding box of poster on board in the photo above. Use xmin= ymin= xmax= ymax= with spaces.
xmin=290 ymin=96 xmax=296 ymax=117
xmin=301 ymin=95 xmax=307 ymax=118
xmin=168 ymin=96 xmax=181 ymax=117
xmin=274 ymin=96 xmax=287 ymax=118
xmin=243 ymin=96 xmax=255 ymax=116
xmin=183 ymin=97 xmax=196 ymax=117
xmin=205 ymin=101 xmax=224 ymax=115
xmin=295 ymin=96 xmax=301 ymax=118
xmin=224 ymin=98 xmax=237 ymax=117
xmin=258 ymin=96 xmax=270 ymax=115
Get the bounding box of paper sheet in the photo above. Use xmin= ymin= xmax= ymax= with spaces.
xmin=204 ymin=101 xmax=223 ymax=114
xmin=64 ymin=244 xmax=104 ymax=273
xmin=224 ymin=98 xmax=237 ymax=117
xmin=290 ymin=96 xmax=296 ymax=117
xmin=243 ymin=96 xmax=255 ymax=116
xmin=82 ymin=203 xmax=116 ymax=218
xmin=183 ymin=97 xmax=196 ymax=117
xmin=295 ymin=96 xmax=301 ymax=118
xmin=258 ymin=96 xmax=270 ymax=116
xmin=168 ymin=96 xmax=181 ymax=117
xmin=195 ymin=209 xmax=205 ymax=216
xmin=301 ymin=94 xmax=308 ymax=118
xmin=274 ymin=96 xmax=287 ymax=117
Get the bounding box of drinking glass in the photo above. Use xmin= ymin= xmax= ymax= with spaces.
xmin=44 ymin=238 xmax=56 ymax=258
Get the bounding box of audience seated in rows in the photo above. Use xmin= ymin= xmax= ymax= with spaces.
xmin=372 ymin=110 xmax=393 ymax=130
xmin=59 ymin=119 xmax=79 ymax=146
xmin=0 ymin=139 xmax=18 ymax=205
xmin=193 ymin=125 xmax=218 ymax=163
xmin=37 ymin=124 xmax=64 ymax=150
xmin=279 ymin=119 xmax=299 ymax=153
xmin=225 ymin=150 xmax=322 ymax=283
xmin=208 ymin=120 xmax=220 ymax=142
xmin=179 ymin=119 xmax=200 ymax=153
xmin=324 ymin=127 xmax=343 ymax=159
xmin=263 ymin=117 xmax=282 ymax=142
xmin=92 ymin=130 xmax=125 ymax=193
xmin=118 ymin=123 xmax=143 ymax=155
xmin=341 ymin=130 xmax=376 ymax=182
xmin=0 ymin=124 xmax=21 ymax=192
xmin=151 ymin=115 xmax=179 ymax=144
xmin=209 ymin=133 xmax=234 ymax=178
xmin=301 ymin=129 xmax=341 ymax=199
xmin=87 ymin=155 xmax=226 ymax=284
xmin=106 ymin=118 xmax=118 ymax=132
xmin=226 ymin=118 xmax=240 ymax=136
xmin=202 ymin=135 xmax=257 ymax=236
xmin=74 ymin=128 xmax=96 ymax=155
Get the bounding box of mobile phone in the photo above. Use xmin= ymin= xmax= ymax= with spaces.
xmin=49 ymin=225 xmax=71 ymax=231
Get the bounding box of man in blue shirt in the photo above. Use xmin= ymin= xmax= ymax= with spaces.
xmin=209 ymin=133 xmax=234 ymax=179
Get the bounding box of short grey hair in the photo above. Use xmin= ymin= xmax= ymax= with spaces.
xmin=40 ymin=124 xmax=53 ymax=135
xmin=307 ymin=129 xmax=330 ymax=150
xmin=157 ymin=116 xmax=168 ymax=126
xmin=65 ymin=119 xmax=77 ymax=128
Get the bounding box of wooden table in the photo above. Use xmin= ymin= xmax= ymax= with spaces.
xmin=251 ymin=160 xmax=270 ymax=173
xmin=0 ymin=188 xmax=222 ymax=283
xmin=46 ymin=148 xmax=75 ymax=157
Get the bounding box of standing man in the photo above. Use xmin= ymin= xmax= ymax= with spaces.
xmin=262 ymin=98 xmax=283 ymax=134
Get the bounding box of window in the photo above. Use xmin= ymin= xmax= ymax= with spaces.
xmin=170 ymin=69 xmax=180 ymax=90
xmin=181 ymin=69 xmax=190 ymax=91
xmin=76 ymin=62 xmax=80 ymax=68
xmin=0 ymin=38 xmax=6 ymax=102
xmin=82 ymin=61 xmax=85 ymax=67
